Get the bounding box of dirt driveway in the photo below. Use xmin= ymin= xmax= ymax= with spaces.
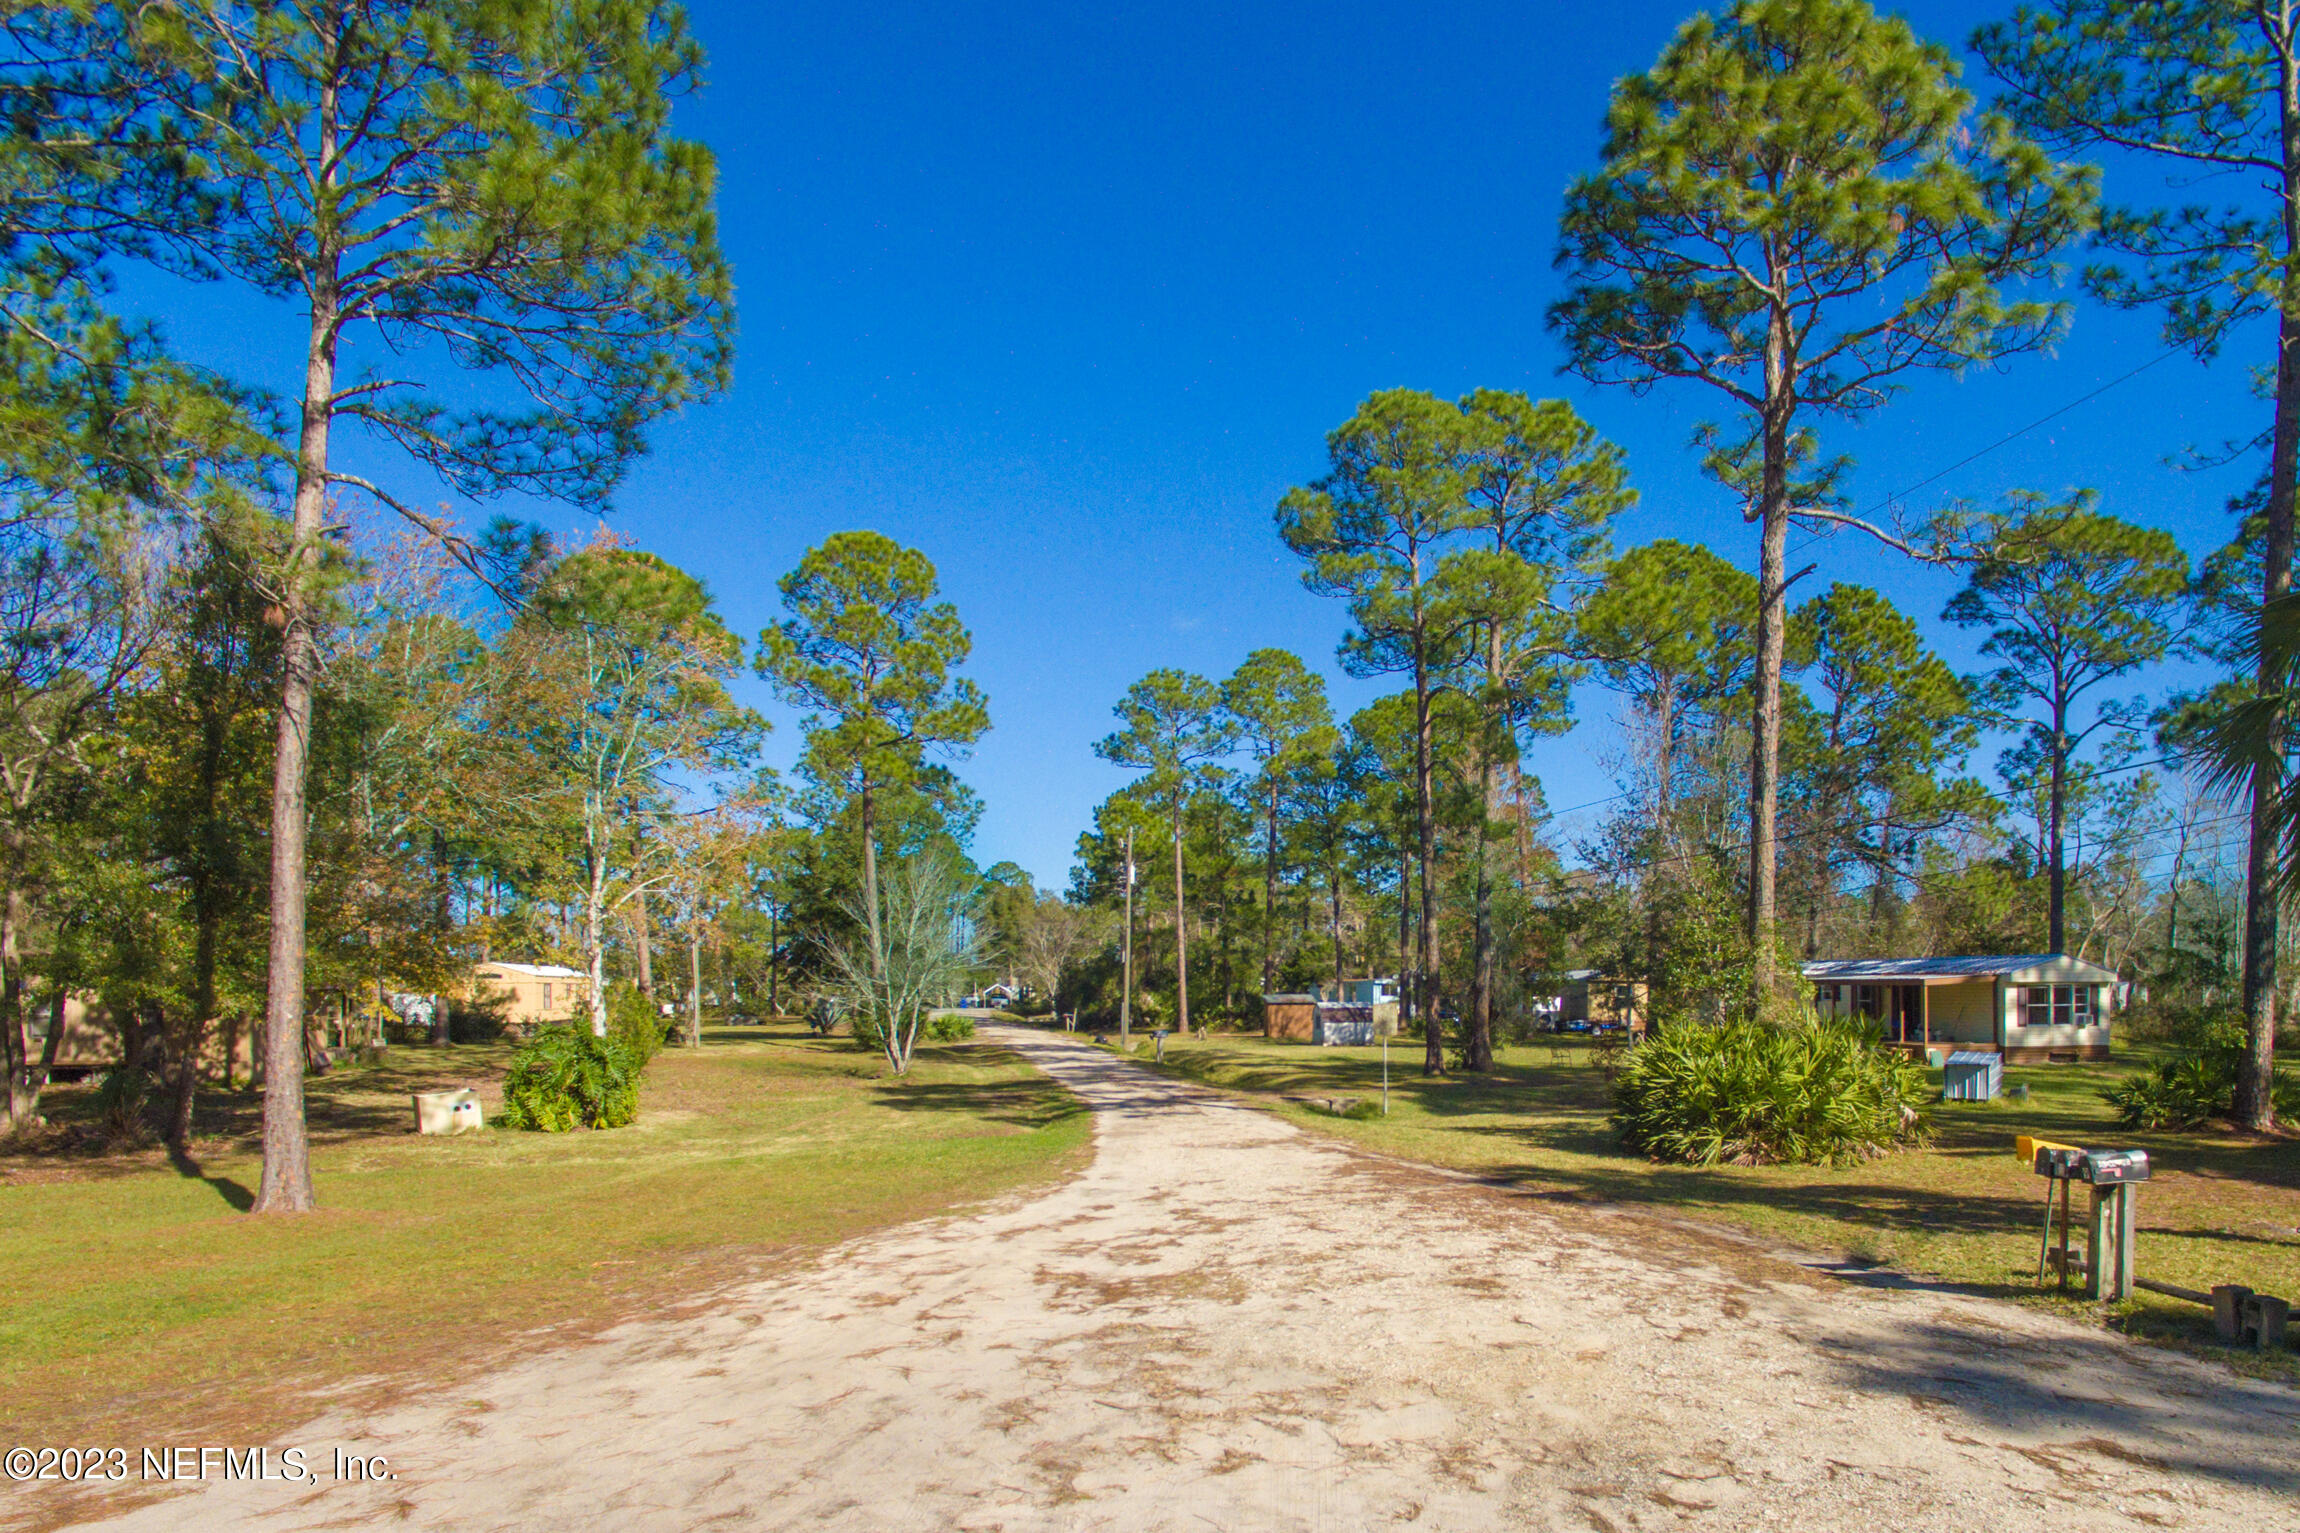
xmin=38 ymin=1026 xmax=2300 ymax=1531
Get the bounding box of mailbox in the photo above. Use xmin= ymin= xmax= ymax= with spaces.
xmin=2080 ymin=1149 xmax=2151 ymax=1185
xmin=2034 ymin=1146 xmax=2089 ymax=1179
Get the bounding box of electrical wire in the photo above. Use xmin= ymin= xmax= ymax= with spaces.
xmin=1784 ymin=342 xmax=2191 ymax=561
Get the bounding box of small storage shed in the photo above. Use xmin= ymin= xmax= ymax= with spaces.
xmin=1262 ymin=993 xmax=1318 ymax=1041
xmin=1943 ymin=1050 xmax=2003 ymax=1102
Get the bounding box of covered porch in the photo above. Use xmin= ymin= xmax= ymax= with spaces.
xmin=1808 ymin=975 xmax=2000 ymax=1053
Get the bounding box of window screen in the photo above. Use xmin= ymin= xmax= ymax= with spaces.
xmin=2021 ymin=983 xmax=2099 ymax=1029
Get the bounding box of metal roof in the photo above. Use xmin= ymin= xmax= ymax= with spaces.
xmin=1801 ymin=954 xmax=2115 ymax=981
xmin=478 ymin=960 xmax=584 ymax=979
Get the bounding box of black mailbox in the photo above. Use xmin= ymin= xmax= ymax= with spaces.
xmin=2080 ymin=1149 xmax=2151 ymax=1185
xmin=2034 ymin=1146 xmax=2088 ymax=1179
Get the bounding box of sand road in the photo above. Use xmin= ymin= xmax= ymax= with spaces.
xmin=41 ymin=1026 xmax=2300 ymax=1531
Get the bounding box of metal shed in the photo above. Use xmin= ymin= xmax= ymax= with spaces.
xmin=1944 ymin=1050 xmax=2003 ymax=1102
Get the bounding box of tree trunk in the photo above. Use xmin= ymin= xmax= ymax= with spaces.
xmin=686 ymin=930 xmax=702 ymax=1048
xmin=634 ymin=885 xmax=654 ymax=997
xmin=1120 ymin=826 xmax=1135 ymax=1043
xmin=1330 ymin=856 xmax=1345 ymax=996
xmin=1172 ymin=803 xmax=1191 ymax=1034
xmin=1 ymin=888 xmax=26 ymax=1130
xmin=22 ymin=988 xmax=64 ymax=1124
xmin=767 ymin=903 xmax=780 ymax=1017
xmin=1469 ymin=746 xmax=1496 ymax=1072
xmin=584 ymin=845 xmax=610 ymax=1038
xmin=1263 ymin=782 xmax=1280 ymax=995
xmin=117 ymin=1002 xmax=139 ymax=1078
xmin=1396 ymin=849 xmax=1411 ymax=1023
xmin=860 ymin=778 xmax=884 ymax=981
xmin=1415 ymin=654 xmax=1443 ymax=1077
xmin=1467 ymin=622 xmax=1502 ymax=1072
xmin=2048 ymin=696 xmax=2068 ymax=954
xmin=251 ymin=250 xmax=343 ymax=1215
xmin=425 ymin=830 xmax=454 ymax=1045
xmin=432 ymin=832 xmax=453 ymax=1048
xmin=1745 ymin=297 xmax=1793 ymax=1012
xmin=168 ymin=1018 xmax=199 ymax=1148
xmin=2238 ymin=98 xmax=2300 ymax=1128
xmin=432 ymin=845 xmax=453 ymax=1048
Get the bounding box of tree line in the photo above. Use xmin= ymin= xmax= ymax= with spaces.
xmin=0 ymin=3 xmax=1007 ymax=1206
xmin=7 ymin=0 xmax=2300 ymax=1200
xmin=1046 ymin=0 xmax=2298 ymax=1129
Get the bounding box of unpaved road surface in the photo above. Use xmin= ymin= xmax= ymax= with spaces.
xmin=31 ymin=1027 xmax=2300 ymax=1531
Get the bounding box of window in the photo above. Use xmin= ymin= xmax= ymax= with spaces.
xmin=2021 ymin=984 xmax=2098 ymax=1030
xmin=1855 ymin=984 xmax=1880 ymax=1019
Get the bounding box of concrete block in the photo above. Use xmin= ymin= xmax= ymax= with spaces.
xmin=414 ymin=1088 xmax=483 ymax=1135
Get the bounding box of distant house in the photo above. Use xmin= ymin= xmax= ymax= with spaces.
xmin=472 ymin=961 xmax=585 ymax=1028
xmin=1802 ymin=953 xmax=2117 ymax=1063
xmin=24 ymin=994 xmax=121 ymax=1076
xmin=1546 ymin=971 xmax=1648 ymax=1033
xmin=1322 ymin=977 xmax=1401 ymax=1035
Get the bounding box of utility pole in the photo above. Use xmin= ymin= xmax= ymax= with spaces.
xmin=1120 ymin=827 xmax=1136 ymax=1045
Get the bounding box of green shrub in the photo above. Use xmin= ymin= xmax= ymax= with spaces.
xmin=925 ymin=1011 xmax=976 ymax=1041
xmin=604 ymin=980 xmax=667 ymax=1065
xmin=2105 ymin=1054 xmax=2231 ymax=1131
xmin=2105 ymin=1029 xmax=2300 ymax=1130
xmin=1611 ymin=1016 xmax=1931 ymax=1167
xmin=449 ymin=998 xmax=508 ymax=1044
xmin=849 ymin=1007 xmax=976 ymax=1051
xmin=498 ymin=1026 xmax=645 ymax=1132
xmin=92 ymin=1066 xmax=156 ymax=1145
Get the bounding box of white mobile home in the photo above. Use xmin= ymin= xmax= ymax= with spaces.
xmin=1802 ymin=954 xmax=2117 ymax=1063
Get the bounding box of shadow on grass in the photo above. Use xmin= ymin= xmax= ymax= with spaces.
xmin=167 ymin=1147 xmax=252 ymax=1211
xmin=873 ymin=1077 xmax=1089 ymax=1131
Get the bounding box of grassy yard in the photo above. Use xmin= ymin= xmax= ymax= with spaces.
xmin=0 ymin=1024 xmax=1089 ymax=1444
xmin=1116 ymin=1028 xmax=2300 ymax=1380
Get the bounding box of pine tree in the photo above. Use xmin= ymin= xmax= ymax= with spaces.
xmin=1551 ymin=0 xmax=2091 ymax=1003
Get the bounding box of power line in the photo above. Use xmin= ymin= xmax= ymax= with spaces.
xmin=1569 ymin=747 xmax=2202 ymax=884
xmin=1787 ymin=342 xmax=2189 ymax=560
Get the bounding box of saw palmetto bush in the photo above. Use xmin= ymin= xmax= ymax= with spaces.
xmin=498 ymin=1026 xmax=644 ymax=1133
xmin=1611 ymin=1016 xmax=1931 ymax=1167
xmin=2104 ymin=1011 xmax=2300 ymax=1129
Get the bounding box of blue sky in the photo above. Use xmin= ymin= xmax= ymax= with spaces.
xmin=138 ymin=0 xmax=2259 ymax=887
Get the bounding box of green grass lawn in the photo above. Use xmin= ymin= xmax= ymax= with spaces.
xmin=0 ymin=1024 xmax=1090 ymax=1443
xmin=1115 ymin=1028 xmax=2300 ymax=1380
